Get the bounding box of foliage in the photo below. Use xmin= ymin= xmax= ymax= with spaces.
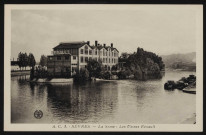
xmin=28 ymin=53 xmax=36 ymax=68
xmin=103 ymin=71 xmax=111 ymax=80
xmin=111 ymin=65 xmax=118 ymax=71
xmin=86 ymin=59 xmax=102 ymax=78
xmin=117 ymin=71 xmax=126 ymax=79
xmin=18 ymin=52 xmax=29 ymax=70
xmin=120 ymin=52 xmax=131 ymax=58
xmin=34 ymin=66 xmax=48 ymax=78
xmin=120 ymin=47 xmax=165 ymax=80
xmin=73 ymin=68 xmax=89 ymax=82
xmin=18 ymin=52 xmax=36 ymax=71
xmin=40 ymin=55 xmax=47 ymax=67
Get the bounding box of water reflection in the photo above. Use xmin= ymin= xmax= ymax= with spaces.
xmin=45 ymin=81 xmax=118 ymax=123
xmin=11 ymin=71 xmax=196 ymax=124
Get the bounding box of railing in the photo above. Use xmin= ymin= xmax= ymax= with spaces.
xmin=52 ymin=51 xmax=71 ymax=55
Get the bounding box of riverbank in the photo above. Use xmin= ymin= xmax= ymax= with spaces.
xmin=11 ymin=70 xmax=30 ymax=77
xmin=30 ymin=78 xmax=73 ymax=83
xmin=180 ymin=113 xmax=196 ymax=124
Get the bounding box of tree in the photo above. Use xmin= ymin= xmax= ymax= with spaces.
xmin=18 ymin=52 xmax=29 ymax=70
xmin=121 ymin=52 xmax=130 ymax=59
xmin=28 ymin=53 xmax=36 ymax=69
xmin=86 ymin=59 xmax=102 ymax=78
xmin=18 ymin=52 xmax=23 ymax=71
xmin=22 ymin=53 xmax=29 ymax=70
xmin=40 ymin=55 xmax=47 ymax=67
xmin=122 ymin=47 xmax=165 ymax=80
xmin=111 ymin=65 xmax=118 ymax=71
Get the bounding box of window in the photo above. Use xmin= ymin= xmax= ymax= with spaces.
xmin=73 ymin=56 xmax=76 ymax=60
xmin=81 ymin=56 xmax=83 ymax=63
xmin=65 ymin=56 xmax=70 ymax=60
xmin=85 ymin=57 xmax=88 ymax=62
xmin=81 ymin=49 xmax=84 ymax=54
xmin=109 ymin=58 xmax=110 ymax=63
xmin=95 ymin=50 xmax=97 ymax=55
xmin=85 ymin=49 xmax=88 ymax=55
xmin=112 ymin=58 xmax=113 ymax=63
xmin=89 ymin=50 xmax=92 ymax=55
xmin=89 ymin=57 xmax=92 ymax=61
xmin=57 ymin=56 xmax=61 ymax=60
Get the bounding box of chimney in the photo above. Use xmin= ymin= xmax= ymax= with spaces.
xmin=87 ymin=41 xmax=90 ymax=45
xmin=95 ymin=40 xmax=98 ymax=46
xmin=111 ymin=43 xmax=113 ymax=48
xmin=103 ymin=44 xmax=106 ymax=47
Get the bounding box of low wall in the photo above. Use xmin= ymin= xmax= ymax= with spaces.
xmin=31 ymin=78 xmax=73 ymax=83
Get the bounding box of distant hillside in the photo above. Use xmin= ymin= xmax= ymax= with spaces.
xmin=161 ymin=52 xmax=196 ymax=71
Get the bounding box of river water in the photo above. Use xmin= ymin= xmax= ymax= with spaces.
xmin=11 ymin=70 xmax=196 ymax=124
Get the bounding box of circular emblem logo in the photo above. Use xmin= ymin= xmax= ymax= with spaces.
xmin=34 ymin=110 xmax=43 ymax=119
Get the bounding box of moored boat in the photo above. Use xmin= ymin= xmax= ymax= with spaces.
xmin=182 ymin=82 xmax=196 ymax=94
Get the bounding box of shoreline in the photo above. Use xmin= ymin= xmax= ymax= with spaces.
xmin=11 ymin=70 xmax=30 ymax=77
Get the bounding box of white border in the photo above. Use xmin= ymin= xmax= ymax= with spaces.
xmin=4 ymin=4 xmax=203 ymax=132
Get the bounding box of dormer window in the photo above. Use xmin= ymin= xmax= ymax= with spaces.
xmin=95 ymin=49 xmax=97 ymax=55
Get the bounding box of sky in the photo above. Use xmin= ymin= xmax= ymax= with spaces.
xmin=11 ymin=5 xmax=198 ymax=62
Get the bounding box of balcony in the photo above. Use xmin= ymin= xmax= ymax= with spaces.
xmin=52 ymin=51 xmax=71 ymax=55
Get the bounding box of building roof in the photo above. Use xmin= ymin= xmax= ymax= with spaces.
xmin=53 ymin=41 xmax=86 ymax=49
xmin=112 ymin=48 xmax=119 ymax=52
xmin=53 ymin=41 xmax=119 ymax=52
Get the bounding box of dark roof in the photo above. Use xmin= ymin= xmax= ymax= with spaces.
xmin=112 ymin=48 xmax=119 ymax=52
xmin=53 ymin=41 xmax=86 ymax=49
xmin=53 ymin=41 xmax=119 ymax=52
xmin=90 ymin=45 xmax=103 ymax=50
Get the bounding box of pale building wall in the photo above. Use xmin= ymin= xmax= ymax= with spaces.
xmin=51 ymin=43 xmax=119 ymax=71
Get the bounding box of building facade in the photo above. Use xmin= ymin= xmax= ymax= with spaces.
xmin=47 ymin=41 xmax=119 ymax=76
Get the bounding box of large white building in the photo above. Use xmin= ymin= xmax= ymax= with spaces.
xmin=47 ymin=41 xmax=119 ymax=76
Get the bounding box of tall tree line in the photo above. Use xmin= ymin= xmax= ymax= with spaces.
xmin=18 ymin=52 xmax=36 ymax=70
xmin=39 ymin=55 xmax=47 ymax=67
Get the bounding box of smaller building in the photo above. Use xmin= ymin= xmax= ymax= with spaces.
xmin=47 ymin=54 xmax=71 ymax=77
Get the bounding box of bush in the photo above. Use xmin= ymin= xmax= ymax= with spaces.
xmin=73 ymin=68 xmax=89 ymax=82
xmin=117 ymin=71 xmax=127 ymax=79
xmin=103 ymin=71 xmax=111 ymax=80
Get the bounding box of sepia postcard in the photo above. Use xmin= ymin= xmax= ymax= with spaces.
xmin=4 ymin=4 xmax=203 ymax=132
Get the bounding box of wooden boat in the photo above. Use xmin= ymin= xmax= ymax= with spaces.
xmin=182 ymin=82 xmax=196 ymax=94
